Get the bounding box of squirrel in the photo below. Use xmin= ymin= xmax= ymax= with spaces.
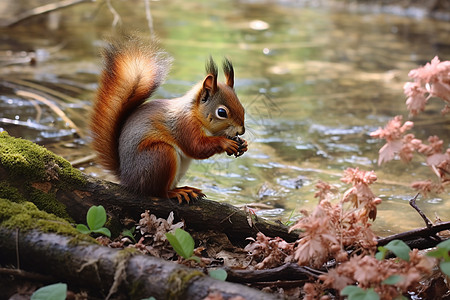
xmin=90 ymin=35 xmax=247 ymax=203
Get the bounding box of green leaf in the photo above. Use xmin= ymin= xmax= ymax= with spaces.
xmin=375 ymin=246 xmax=387 ymax=260
xmin=140 ymin=297 xmax=156 ymax=300
xmin=384 ymin=240 xmax=411 ymax=261
xmin=341 ymin=286 xmax=380 ymax=300
xmin=439 ymin=261 xmax=450 ymax=276
xmin=188 ymin=256 xmax=201 ymax=263
xmin=122 ymin=227 xmax=136 ymax=243
xmin=208 ymin=268 xmax=228 ymax=281
xmin=364 ymin=289 xmax=381 ymax=300
xmin=92 ymin=227 xmax=111 ymax=238
xmin=427 ymin=247 xmax=447 ymax=258
xmin=165 ymin=228 xmax=195 ymax=259
xmin=76 ymin=224 xmax=91 ymax=234
xmin=87 ymin=205 xmax=107 ymax=230
xmin=382 ymin=275 xmax=403 ymax=285
xmin=341 ymin=285 xmax=364 ymax=296
xmin=31 ymin=283 xmax=67 ymax=300
xmin=436 ymin=239 xmax=450 ymax=251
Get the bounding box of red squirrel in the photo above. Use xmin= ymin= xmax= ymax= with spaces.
xmin=90 ymin=36 xmax=247 ymax=203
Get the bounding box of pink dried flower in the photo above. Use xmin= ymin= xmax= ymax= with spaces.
xmin=314 ymin=180 xmax=335 ymax=201
xmin=370 ymin=116 xmax=418 ymax=165
xmin=405 ymin=56 xmax=450 ymax=115
xmin=341 ymin=168 xmax=377 ymax=185
xmin=408 ymin=56 xmax=442 ymax=83
xmin=399 ymin=134 xmax=422 ymax=163
xmin=404 ymin=81 xmax=427 ymax=116
xmin=244 ymin=232 xmax=294 ymax=269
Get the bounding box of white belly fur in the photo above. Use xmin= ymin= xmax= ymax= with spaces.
xmin=171 ymin=146 xmax=192 ymax=189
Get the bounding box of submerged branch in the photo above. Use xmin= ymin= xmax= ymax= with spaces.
xmin=1 ymin=0 xmax=94 ymax=27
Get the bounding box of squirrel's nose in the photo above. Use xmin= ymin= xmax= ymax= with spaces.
xmin=238 ymin=127 xmax=245 ymax=135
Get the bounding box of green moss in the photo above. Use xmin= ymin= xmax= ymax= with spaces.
xmin=0 ymin=132 xmax=89 ymax=220
xmin=27 ymin=188 xmax=71 ymax=221
xmin=0 ymin=182 xmax=26 ymax=203
xmin=166 ymin=269 xmax=205 ymax=299
xmin=0 ymin=131 xmax=86 ymax=185
xmin=128 ymin=280 xmax=145 ymax=300
xmin=0 ymin=198 xmax=94 ymax=242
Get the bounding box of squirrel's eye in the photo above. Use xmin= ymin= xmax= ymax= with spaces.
xmin=216 ymin=107 xmax=228 ymax=119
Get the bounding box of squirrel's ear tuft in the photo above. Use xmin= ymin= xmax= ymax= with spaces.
xmin=223 ymin=57 xmax=234 ymax=88
xmin=204 ymin=56 xmax=218 ymax=92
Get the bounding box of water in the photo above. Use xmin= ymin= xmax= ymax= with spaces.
xmin=0 ymin=0 xmax=449 ymax=236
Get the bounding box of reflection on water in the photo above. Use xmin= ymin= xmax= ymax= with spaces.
xmin=0 ymin=0 xmax=449 ymax=235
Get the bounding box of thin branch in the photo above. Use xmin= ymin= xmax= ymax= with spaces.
xmin=70 ymin=154 xmax=97 ymax=167
xmin=377 ymin=221 xmax=450 ymax=247
xmin=1 ymin=0 xmax=94 ymax=27
xmin=106 ymin=0 xmax=122 ymax=27
xmin=409 ymin=193 xmax=433 ymax=228
xmin=226 ymin=263 xmax=321 ymax=284
xmin=144 ymin=0 xmax=155 ymax=38
xmin=16 ymin=90 xmax=82 ymax=138
xmin=15 ymin=228 xmax=20 ymax=270
xmin=0 ymin=268 xmax=54 ymax=283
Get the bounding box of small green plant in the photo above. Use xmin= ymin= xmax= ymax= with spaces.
xmin=165 ymin=228 xmax=228 ymax=280
xmin=31 ymin=283 xmax=67 ymax=300
xmin=341 ymin=286 xmax=379 ymax=300
xmin=375 ymin=239 xmax=411 ymax=261
xmin=283 ymin=209 xmax=296 ymax=227
xmin=165 ymin=228 xmax=200 ymax=262
xmin=208 ymin=268 xmax=228 ymax=281
xmin=76 ymin=205 xmax=111 ymax=237
xmin=122 ymin=226 xmax=137 ymax=243
xmin=427 ymin=239 xmax=450 ymax=276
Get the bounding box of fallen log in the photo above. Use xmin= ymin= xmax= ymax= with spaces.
xmin=0 ymin=227 xmax=281 ymax=300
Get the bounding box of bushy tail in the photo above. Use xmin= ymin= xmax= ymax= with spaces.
xmin=90 ymin=35 xmax=172 ymax=175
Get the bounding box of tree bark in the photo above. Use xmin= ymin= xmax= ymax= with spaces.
xmin=58 ymin=174 xmax=299 ymax=244
xmin=0 ymin=227 xmax=281 ymax=300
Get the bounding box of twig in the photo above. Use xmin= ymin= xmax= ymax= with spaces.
xmin=106 ymin=0 xmax=122 ymax=27
xmin=144 ymin=0 xmax=155 ymax=38
xmin=220 ymin=211 xmax=238 ymax=224
xmin=16 ymin=228 xmax=20 ymax=270
xmin=377 ymin=221 xmax=450 ymax=247
xmin=16 ymin=90 xmax=82 ymax=138
xmin=70 ymin=154 xmax=97 ymax=167
xmin=6 ymin=78 xmax=79 ymax=104
xmin=409 ymin=193 xmax=433 ymax=228
xmin=0 ymin=267 xmax=54 ymax=282
xmin=249 ymin=279 xmax=308 ymax=289
xmin=1 ymin=0 xmax=94 ymax=27
xmin=29 ymin=99 xmax=42 ymax=123
xmin=226 ymin=263 xmax=322 ymax=284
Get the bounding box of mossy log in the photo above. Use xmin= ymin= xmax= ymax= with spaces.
xmin=0 ymin=227 xmax=281 ymax=300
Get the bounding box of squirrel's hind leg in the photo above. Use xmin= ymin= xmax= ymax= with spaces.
xmin=121 ymin=142 xmax=178 ymax=198
xmin=168 ymin=186 xmax=205 ymax=204
xmin=128 ymin=141 xmax=204 ymax=203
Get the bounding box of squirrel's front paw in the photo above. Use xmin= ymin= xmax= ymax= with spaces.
xmin=227 ymin=136 xmax=248 ymax=157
